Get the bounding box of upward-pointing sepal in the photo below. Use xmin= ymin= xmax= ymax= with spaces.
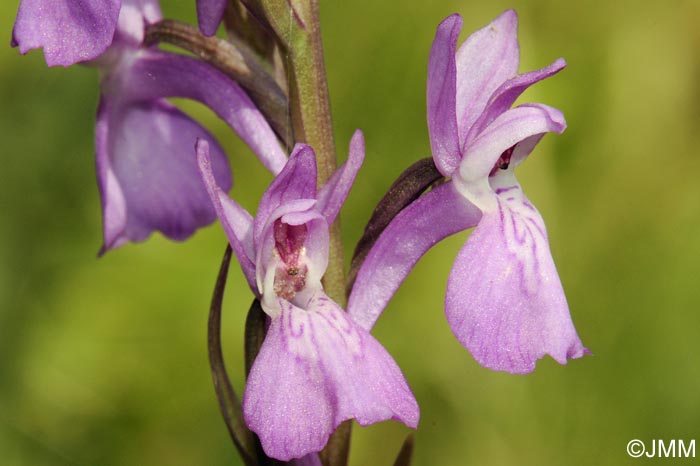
xmin=317 ymin=130 xmax=365 ymax=225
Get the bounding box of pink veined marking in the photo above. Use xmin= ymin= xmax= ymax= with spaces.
xmin=284 ymin=302 xmax=306 ymax=339
xmin=494 ymin=185 xmax=518 ymax=195
xmin=498 ymin=195 xmax=546 ymax=295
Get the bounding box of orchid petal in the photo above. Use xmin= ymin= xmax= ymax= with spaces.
xmin=11 ymin=0 xmax=121 ymax=67
xmin=316 ymin=130 xmax=365 ymax=225
xmin=455 ymin=10 xmax=519 ymax=147
xmin=196 ymin=0 xmax=227 ymax=36
xmin=95 ymin=98 xmax=128 ymax=252
xmin=244 ymin=295 xmax=418 ymax=461
xmin=347 ymin=182 xmax=481 ymax=331
xmin=445 ymin=174 xmax=587 ymax=373
xmin=426 ymin=14 xmax=461 ymax=177
xmin=97 ymin=97 xmax=232 ymax=254
xmin=253 ymin=144 xmax=317 ymax=248
xmin=119 ymin=49 xmax=287 ymax=174
xmin=466 ymin=58 xmax=566 ymax=143
xmin=197 ymin=139 xmax=258 ymax=291
xmin=456 ymin=103 xmax=566 ymax=185
xmin=509 ymin=134 xmax=546 ymax=168
xmin=115 ymin=0 xmax=161 ymax=45
xmin=291 ymin=454 xmax=323 ymax=466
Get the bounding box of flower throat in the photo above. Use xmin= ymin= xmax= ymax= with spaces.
xmin=273 ymin=220 xmax=308 ymax=300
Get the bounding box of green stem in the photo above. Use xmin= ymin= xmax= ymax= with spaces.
xmin=287 ymin=2 xmax=336 ymax=184
xmin=287 ymin=2 xmax=350 ymax=465
xmin=285 ymin=1 xmax=345 ymax=311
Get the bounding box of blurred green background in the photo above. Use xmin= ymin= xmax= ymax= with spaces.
xmin=1 ymin=0 xmax=699 ymax=465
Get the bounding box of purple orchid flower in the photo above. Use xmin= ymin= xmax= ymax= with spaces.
xmin=12 ymin=0 xmax=287 ymax=253
xmin=348 ymin=10 xmax=587 ymax=374
xmin=197 ymin=133 xmax=419 ymax=461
